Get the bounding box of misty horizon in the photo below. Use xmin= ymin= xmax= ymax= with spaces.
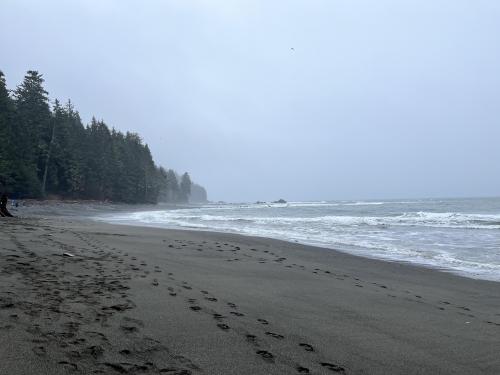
xmin=2 ymin=0 xmax=499 ymax=202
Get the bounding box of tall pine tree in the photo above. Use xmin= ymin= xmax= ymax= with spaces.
xmin=13 ymin=71 xmax=52 ymax=196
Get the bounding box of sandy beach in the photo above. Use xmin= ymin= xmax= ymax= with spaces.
xmin=1 ymin=214 xmax=499 ymax=375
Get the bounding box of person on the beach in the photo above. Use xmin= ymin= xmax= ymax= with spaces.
xmin=0 ymin=193 xmax=14 ymax=217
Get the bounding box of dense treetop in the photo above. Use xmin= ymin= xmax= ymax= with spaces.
xmin=0 ymin=70 xmax=207 ymax=204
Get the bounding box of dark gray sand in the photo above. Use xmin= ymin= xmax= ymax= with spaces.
xmin=1 ymin=216 xmax=499 ymax=374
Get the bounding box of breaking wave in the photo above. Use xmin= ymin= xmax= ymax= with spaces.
xmin=96 ymin=198 xmax=500 ymax=281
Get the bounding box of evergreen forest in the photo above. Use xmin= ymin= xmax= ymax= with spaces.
xmin=0 ymin=70 xmax=206 ymax=204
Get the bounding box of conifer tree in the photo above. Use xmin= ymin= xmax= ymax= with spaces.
xmin=13 ymin=71 xmax=52 ymax=196
xmin=180 ymin=172 xmax=192 ymax=202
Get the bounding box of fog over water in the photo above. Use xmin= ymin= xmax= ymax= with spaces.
xmin=1 ymin=0 xmax=499 ymax=202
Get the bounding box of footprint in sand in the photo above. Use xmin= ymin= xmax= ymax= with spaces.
xmin=256 ymin=350 xmax=274 ymax=362
xmin=265 ymin=331 xmax=284 ymax=339
xmin=213 ymin=313 xmax=225 ymax=321
xmin=321 ymin=362 xmax=346 ymax=373
xmin=299 ymin=343 xmax=314 ymax=352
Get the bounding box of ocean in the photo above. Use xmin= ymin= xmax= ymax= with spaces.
xmin=96 ymin=197 xmax=500 ymax=281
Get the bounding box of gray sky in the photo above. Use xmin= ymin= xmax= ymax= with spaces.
xmin=1 ymin=0 xmax=499 ymax=202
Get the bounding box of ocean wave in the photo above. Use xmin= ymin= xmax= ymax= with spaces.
xmin=128 ymin=211 xmax=500 ymax=230
xmin=95 ymin=202 xmax=500 ymax=281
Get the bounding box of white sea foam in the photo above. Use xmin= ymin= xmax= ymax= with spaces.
xmin=96 ymin=198 xmax=500 ymax=281
xmin=111 ymin=210 xmax=500 ymax=230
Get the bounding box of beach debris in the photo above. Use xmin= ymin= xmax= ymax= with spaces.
xmin=63 ymin=252 xmax=75 ymax=257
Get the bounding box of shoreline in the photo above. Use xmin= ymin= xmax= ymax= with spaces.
xmin=17 ymin=202 xmax=500 ymax=287
xmin=13 ymin=198 xmax=500 ymax=284
xmin=93 ymin=216 xmax=500 ymax=284
xmin=1 ymin=214 xmax=499 ymax=374
xmin=28 ymin=211 xmax=500 ymax=286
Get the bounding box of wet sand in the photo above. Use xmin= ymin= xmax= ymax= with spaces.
xmin=1 ymin=215 xmax=499 ymax=374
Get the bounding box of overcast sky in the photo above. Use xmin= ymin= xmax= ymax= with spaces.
xmin=1 ymin=0 xmax=499 ymax=202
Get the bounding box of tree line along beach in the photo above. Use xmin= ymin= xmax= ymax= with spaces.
xmin=0 ymin=70 xmax=207 ymax=205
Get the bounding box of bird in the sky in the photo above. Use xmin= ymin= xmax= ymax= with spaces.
xmin=291 ymin=47 xmax=295 ymax=51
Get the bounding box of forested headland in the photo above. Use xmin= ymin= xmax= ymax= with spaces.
xmin=0 ymin=70 xmax=207 ymax=204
